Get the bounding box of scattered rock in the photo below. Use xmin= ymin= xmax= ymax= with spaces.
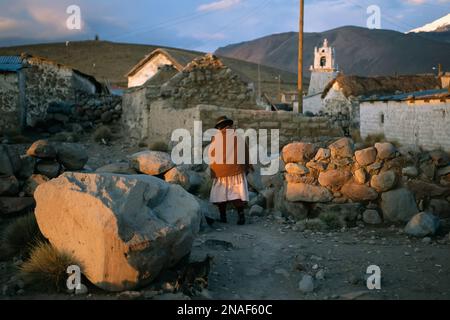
xmin=164 ymin=166 xmax=190 ymax=190
xmin=95 ymin=162 xmax=137 ymax=174
xmin=249 ymin=205 xmax=264 ymax=217
xmin=286 ymin=183 xmax=333 ymax=203
xmin=381 ymin=188 xmax=418 ymax=222
xmin=315 ymin=270 xmax=325 ymax=280
xmin=354 ymin=168 xmax=367 ymax=184
xmin=355 ymin=147 xmax=377 ymax=166
xmin=370 ymin=170 xmax=397 ymax=192
xmin=402 ymin=166 xmax=419 ymax=178
xmin=23 ymin=174 xmax=49 ymax=196
xmin=0 ymin=176 xmax=19 ymax=196
xmin=375 ymin=142 xmax=396 ymax=160
xmin=298 ymin=274 xmax=314 ymax=293
xmin=35 ymin=160 xmax=61 ymax=179
xmin=420 ymin=162 xmax=436 ymax=180
xmin=17 ymin=155 xmax=36 ymax=179
xmin=437 ymin=165 xmax=450 ymax=177
xmin=429 ymin=150 xmax=449 ymax=167
xmin=34 ymin=172 xmax=201 ymax=292
xmin=282 ymin=142 xmax=316 ymax=164
xmin=363 ymin=209 xmax=382 ymax=225
xmin=329 ymin=138 xmax=354 ymax=159
xmin=129 ymin=151 xmax=175 ymax=175
xmin=404 ymin=212 xmax=440 ymax=237
xmin=314 ymin=148 xmax=331 ymax=161
xmin=341 ymin=183 xmax=378 ymax=202
xmin=318 ymin=169 xmax=352 ymax=190
xmin=0 ymin=145 xmax=15 ymax=176
xmin=285 ymin=163 xmax=309 ymax=175
xmin=27 ymin=140 xmax=57 ymax=159
xmin=56 ymin=144 xmax=89 ymax=170
xmin=0 ymin=197 xmax=35 ymax=215
xmin=407 ymin=180 xmax=449 ymax=200
xmin=428 ymin=199 xmax=450 ymax=218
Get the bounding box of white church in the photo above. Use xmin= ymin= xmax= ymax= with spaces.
xmin=303 ymin=38 xmax=339 ymax=114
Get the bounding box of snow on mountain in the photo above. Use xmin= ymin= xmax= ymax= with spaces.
xmin=409 ymin=13 xmax=450 ymax=33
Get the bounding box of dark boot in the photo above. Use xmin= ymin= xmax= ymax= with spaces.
xmin=220 ymin=212 xmax=227 ymax=223
xmin=237 ymin=213 xmax=245 ymax=225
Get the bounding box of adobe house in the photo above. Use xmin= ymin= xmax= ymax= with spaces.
xmin=360 ymin=88 xmax=450 ymax=152
xmin=0 ymin=54 xmax=106 ymax=134
xmin=126 ymin=48 xmax=199 ymax=88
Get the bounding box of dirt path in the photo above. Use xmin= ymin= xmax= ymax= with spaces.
xmin=192 ymin=213 xmax=450 ymax=300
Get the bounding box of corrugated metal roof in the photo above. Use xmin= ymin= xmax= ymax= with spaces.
xmin=0 ymin=56 xmax=24 ymax=72
xmin=362 ymin=89 xmax=450 ymax=102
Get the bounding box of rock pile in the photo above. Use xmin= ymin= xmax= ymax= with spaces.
xmin=268 ymin=138 xmax=449 ymax=233
xmin=0 ymin=140 xmax=88 ymax=215
xmin=159 ymin=54 xmax=255 ymax=110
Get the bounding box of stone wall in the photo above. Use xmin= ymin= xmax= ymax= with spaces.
xmin=0 ymin=72 xmax=21 ymax=134
xmin=123 ymin=98 xmax=344 ymax=147
xmin=360 ymin=99 xmax=450 ymax=152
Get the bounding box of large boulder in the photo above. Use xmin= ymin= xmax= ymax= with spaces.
xmin=355 ymin=147 xmax=377 ymax=166
xmin=374 ymin=142 xmax=396 ymax=160
xmin=370 ymin=170 xmax=397 ymax=193
xmin=404 ymin=212 xmax=440 ymax=237
xmin=281 ymin=142 xmax=316 ymax=164
xmin=429 ymin=150 xmax=449 ymax=167
xmin=318 ymin=169 xmax=352 ymax=190
xmin=314 ymin=148 xmax=331 ymax=161
xmin=0 ymin=176 xmax=19 ymax=196
xmin=381 ymin=188 xmax=418 ymax=222
xmin=341 ymin=183 xmax=378 ymax=202
xmin=27 ymin=140 xmax=57 ymax=159
xmin=129 ymin=151 xmax=175 ymax=176
xmin=56 ymin=144 xmax=88 ymax=170
xmin=354 ymin=168 xmax=367 ymax=184
xmin=34 ymin=172 xmax=201 ymax=292
xmin=286 ymin=183 xmax=333 ymax=203
xmin=329 ymin=138 xmax=354 ymax=159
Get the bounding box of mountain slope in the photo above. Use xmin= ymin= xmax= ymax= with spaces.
xmin=215 ymin=26 xmax=450 ymax=76
xmin=409 ymin=13 xmax=450 ymax=33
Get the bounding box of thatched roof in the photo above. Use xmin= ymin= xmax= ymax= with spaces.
xmin=322 ymin=74 xmax=441 ymax=99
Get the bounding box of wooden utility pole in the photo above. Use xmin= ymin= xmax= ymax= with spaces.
xmin=297 ymin=0 xmax=304 ymax=113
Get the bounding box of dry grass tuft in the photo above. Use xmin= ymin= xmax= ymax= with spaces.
xmin=93 ymin=125 xmax=113 ymax=143
xmin=20 ymin=241 xmax=81 ymax=292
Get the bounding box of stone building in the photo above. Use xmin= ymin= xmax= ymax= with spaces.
xmin=303 ymin=39 xmax=339 ymax=114
xmin=318 ymin=74 xmax=442 ymax=132
xmin=122 ymin=53 xmax=344 ymax=146
xmin=0 ymin=54 xmax=106 ymax=134
xmin=360 ymin=89 xmax=450 ymax=152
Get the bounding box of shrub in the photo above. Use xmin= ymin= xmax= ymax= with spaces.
xmin=363 ymin=133 xmax=386 ymax=146
xmin=297 ymin=218 xmax=327 ymax=232
xmin=319 ymin=213 xmax=343 ymax=230
xmin=1 ymin=212 xmax=46 ymax=259
xmin=93 ymin=125 xmax=112 ymax=143
xmin=20 ymin=241 xmax=81 ymax=292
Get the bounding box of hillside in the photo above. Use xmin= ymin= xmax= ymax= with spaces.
xmin=215 ymin=26 xmax=450 ymax=76
xmin=0 ymin=40 xmax=299 ymax=98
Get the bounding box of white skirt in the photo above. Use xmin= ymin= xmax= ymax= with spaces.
xmin=210 ymin=173 xmax=250 ymax=203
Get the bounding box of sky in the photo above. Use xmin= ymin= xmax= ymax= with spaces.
xmin=0 ymin=0 xmax=448 ymax=51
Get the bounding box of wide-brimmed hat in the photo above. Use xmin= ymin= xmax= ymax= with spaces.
xmin=214 ymin=116 xmax=234 ymax=129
